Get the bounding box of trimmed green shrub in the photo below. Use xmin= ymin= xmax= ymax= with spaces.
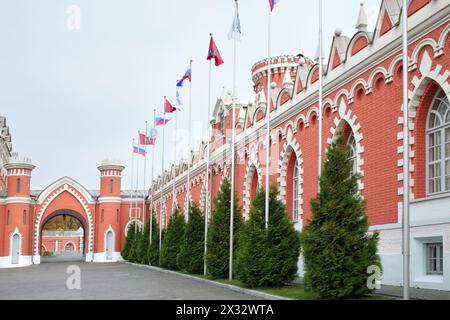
xmin=206 ymin=178 xmax=243 ymax=279
xmin=300 ymin=132 xmax=380 ymax=299
xmin=236 ymin=186 xmax=300 ymax=288
xmin=147 ymin=213 xmax=161 ymax=266
xmin=121 ymin=221 xmax=137 ymax=261
xmin=178 ymin=203 xmax=205 ymax=274
xmin=160 ymin=209 xmax=186 ymax=270
xmin=137 ymin=219 xmax=150 ymax=264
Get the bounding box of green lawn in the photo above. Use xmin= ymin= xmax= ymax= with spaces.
xmin=214 ymin=278 xmax=394 ymax=300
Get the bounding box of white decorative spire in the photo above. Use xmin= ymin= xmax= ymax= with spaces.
xmin=356 ymin=2 xmax=368 ymax=31
xmin=282 ymin=69 xmax=294 ymax=88
xmin=259 ymin=89 xmax=267 ymax=105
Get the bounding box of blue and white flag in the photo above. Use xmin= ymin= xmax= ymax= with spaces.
xmin=228 ymin=1 xmax=242 ymax=42
xmin=176 ymin=86 xmax=183 ymax=106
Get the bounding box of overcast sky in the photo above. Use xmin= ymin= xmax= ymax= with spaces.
xmin=0 ymin=0 xmax=382 ymax=190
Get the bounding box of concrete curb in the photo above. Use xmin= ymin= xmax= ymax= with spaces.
xmin=124 ymin=261 xmax=292 ymax=300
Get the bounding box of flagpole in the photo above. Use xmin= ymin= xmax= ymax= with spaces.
xmin=135 ymin=134 xmax=140 ymax=233
xmin=130 ymin=138 xmax=135 ymax=232
xmin=173 ymin=99 xmax=178 ymax=213
xmin=264 ymin=3 xmax=272 ymax=230
xmin=205 ymin=39 xmax=213 ymax=276
xmin=401 ymin=0 xmax=410 ymax=301
xmin=229 ymin=0 xmax=238 ymax=281
xmin=150 ymin=110 xmax=156 ymax=246
xmin=186 ymin=59 xmax=193 ymax=221
xmin=318 ymin=0 xmax=323 ymax=192
xmin=159 ymin=107 xmax=166 ymax=252
xmin=143 ymin=122 xmax=148 ymax=228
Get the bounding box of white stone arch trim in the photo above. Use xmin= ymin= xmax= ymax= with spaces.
xmin=410 ymin=38 xmax=439 ymax=70
xmin=327 ymin=99 xmax=365 ymax=191
xmin=33 ymin=183 xmax=95 ymax=258
xmin=305 ymin=107 xmax=319 ymax=127
xmin=333 ymin=89 xmax=351 ymax=107
xmin=124 ymin=220 xmax=143 ymax=237
xmin=37 ymin=177 xmax=94 ymax=204
xmin=367 ymin=67 xmax=388 ymax=93
xmin=277 ymin=129 xmax=304 ymax=222
xmin=10 ymin=227 xmax=22 ymax=257
xmin=242 ymin=151 xmax=263 ymax=218
xmin=387 ymin=54 xmax=403 ymax=83
xmin=437 ymin=23 xmax=450 ymax=57
xmin=396 ymin=51 xmax=450 ymax=206
xmin=183 ymin=191 xmax=193 ymax=214
xmin=63 ymin=241 xmax=77 ymax=252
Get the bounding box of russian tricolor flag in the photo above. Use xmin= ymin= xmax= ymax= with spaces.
xmin=155 ymin=116 xmax=171 ymax=127
xmin=269 ymin=0 xmax=279 ymax=11
xmin=176 ymin=69 xmax=192 ymax=87
xmin=133 ymin=145 xmax=146 ymax=156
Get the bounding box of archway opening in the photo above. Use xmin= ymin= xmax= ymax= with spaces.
xmin=40 ymin=210 xmax=87 ymax=262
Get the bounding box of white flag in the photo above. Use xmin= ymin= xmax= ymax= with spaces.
xmin=228 ymin=2 xmax=242 ymax=42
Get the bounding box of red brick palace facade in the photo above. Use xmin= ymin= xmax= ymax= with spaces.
xmin=0 ymin=0 xmax=449 ymax=291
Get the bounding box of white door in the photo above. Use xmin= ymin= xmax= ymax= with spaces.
xmin=106 ymin=231 xmax=114 ymax=260
xmin=11 ymin=234 xmax=20 ymax=264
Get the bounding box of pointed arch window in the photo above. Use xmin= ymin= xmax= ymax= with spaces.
xmin=347 ymin=131 xmax=358 ymax=175
xmin=292 ymin=159 xmax=300 ymax=222
xmin=427 ymin=89 xmax=450 ymax=194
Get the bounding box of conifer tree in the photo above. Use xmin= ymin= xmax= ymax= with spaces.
xmin=178 ymin=203 xmax=205 ymax=274
xmin=147 ymin=213 xmax=160 ymax=266
xmin=236 ymin=187 xmax=300 ymax=288
xmin=128 ymin=225 xmax=141 ymax=263
xmin=206 ymin=178 xmax=243 ymax=279
xmin=300 ymin=132 xmax=380 ymax=299
xmin=137 ymin=219 xmax=150 ymax=265
xmin=121 ymin=222 xmax=137 ymax=261
xmin=160 ymin=208 xmax=186 ymax=270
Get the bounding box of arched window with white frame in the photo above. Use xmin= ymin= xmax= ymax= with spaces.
xmin=292 ymin=159 xmax=300 ymax=222
xmin=427 ymin=89 xmax=450 ymax=194
xmin=347 ymin=130 xmax=357 ymax=175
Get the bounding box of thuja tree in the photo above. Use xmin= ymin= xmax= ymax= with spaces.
xmin=206 ymin=178 xmax=243 ymax=279
xmin=137 ymin=220 xmax=151 ymax=265
xmin=236 ymin=187 xmax=300 ymax=288
xmin=178 ymin=203 xmax=205 ymax=274
xmin=121 ymin=222 xmax=137 ymax=261
xmin=160 ymin=208 xmax=186 ymax=270
xmin=147 ymin=213 xmax=161 ymax=266
xmin=300 ymin=132 xmax=380 ymax=299
xmin=128 ymin=225 xmax=141 ymax=263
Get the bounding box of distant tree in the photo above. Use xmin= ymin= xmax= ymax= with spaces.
xmin=160 ymin=209 xmax=186 ymax=270
xmin=206 ymin=178 xmax=243 ymax=279
xmin=137 ymin=220 xmax=150 ymax=265
xmin=147 ymin=213 xmax=161 ymax=266
xmin=121 ymin=222 xmax=137 ymax=261
xmin=300 ymin=132 xmax=380 ymax=299
xmin=178 ymin=203 xmax=205 ymax=274
xmin=236 ymin=186 xmax=300 ymax=288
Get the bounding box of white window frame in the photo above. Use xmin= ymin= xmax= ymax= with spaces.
xmin=426 ymin=242 xmax=444 ymax=275
xmin=426 ymin=89 xmax=450 ymax=195
xmin=293 ymin=158 xmax=300 ymax=222
xmin=347 ymin=131 xmax=358 ymax=175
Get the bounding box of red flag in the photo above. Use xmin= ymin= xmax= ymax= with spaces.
xmin=207 ymin=35 xmax=224 ymax=67
xmin=139 ymin=132 xmax=154 ymax=146
xmin=164 ymin=97 xmax=177 ymax=113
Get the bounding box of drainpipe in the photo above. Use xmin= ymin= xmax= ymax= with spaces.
xmin=91 ymin=196 xmax=97 ymax=262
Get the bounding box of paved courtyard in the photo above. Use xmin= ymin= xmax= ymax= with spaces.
xmin=0 ymin=262 xmax=258 ymax=300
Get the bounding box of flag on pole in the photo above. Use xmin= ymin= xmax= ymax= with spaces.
xmin=176 ymin=86 xmax=183 ymax=106
xmin=133 ymin=144 xmax=146 ymax=156
xmin=269 ymin=0 xmax=279 ymax=11
xmin=207 ymin=35 xmax=224 ymax=67
xmin=176 ymin=68 xmax=192 ymax=87
xmin=139 ymin=131 xmax=157 ymax=145
xmin=228 ymin=1 xmax=242 ymax=42
xmin=164 ymin=97 xmax=177 ymax=113
xmin=155 ymin=116 xmax=171 ymax=126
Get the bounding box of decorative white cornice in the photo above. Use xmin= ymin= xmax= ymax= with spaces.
xmin=97 ymin=197 xmax=122 ymax=204
xmin=5 ymin=196 xmax=32 ymax=204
